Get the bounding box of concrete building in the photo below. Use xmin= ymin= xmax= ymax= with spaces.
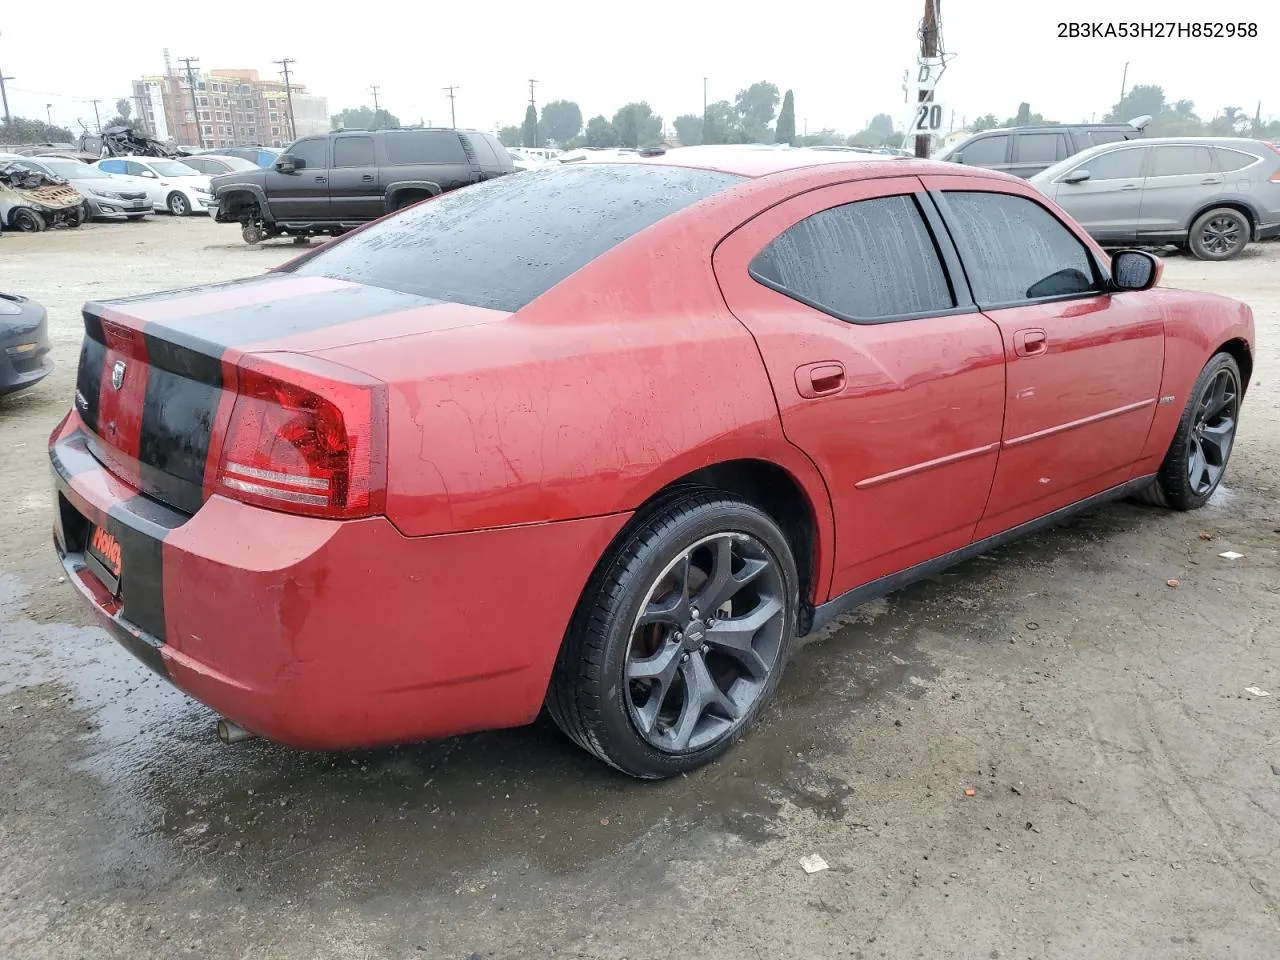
xmin=132 ymin=57 xmax=327 ymax=150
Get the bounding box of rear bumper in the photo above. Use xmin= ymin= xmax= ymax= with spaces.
xmin=49 ymin=414 xmax=629 ymax=749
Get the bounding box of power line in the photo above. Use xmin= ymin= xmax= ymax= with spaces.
xmin=177 ymin=56 xmax=202 ymax=147
xmin=274 ymin=58 xmax=296 ymax=141
xmin=443 ymin=85 xmax=458 ymax=128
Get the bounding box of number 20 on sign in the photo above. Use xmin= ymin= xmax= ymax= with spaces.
xmin=908 ymin=102 xmax=946 ymax=137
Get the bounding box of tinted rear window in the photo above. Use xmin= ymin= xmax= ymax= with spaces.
xmin=386 ymin=130 xmax=467 ymax=164
xmin=291 ymin=164 xmax=743 ymax=312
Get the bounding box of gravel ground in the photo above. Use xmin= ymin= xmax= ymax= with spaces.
xmin=1 ymin=219 xmax=1277 ymax=960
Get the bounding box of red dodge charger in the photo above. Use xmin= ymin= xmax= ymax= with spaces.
xmin=50 ymin=147 xmax=1254 ymax=778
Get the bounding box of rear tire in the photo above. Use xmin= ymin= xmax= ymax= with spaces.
xmin=1188 ymin=207 xmax=1249 ymax=260
xmin=1137 ymin=352 xmax=1242 ymax=510
xmin=546 ymin=490 xmax=798 ymax=779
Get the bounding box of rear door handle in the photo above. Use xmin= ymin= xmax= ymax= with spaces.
xmin=361 ymin=174 xmax=375 ymax=182
xmin=795 ymin=361 xmax=846 ymax=398
xmin=314 ymin=176 xmax=327 ymax=183
xmin=1200 ymin=177 xmax=1223 ymax=185
xmin=1013 ymin=328 xmax=1048 ymax=357
xmin=1121 ymin=183 xmax=1140 ymax=190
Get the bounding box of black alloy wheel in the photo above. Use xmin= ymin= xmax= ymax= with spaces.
xmin=547 ymin=491 xmax=798 ymax=779
xmin=1139 ymin=351 xmax=1242 ymax=510
xmin=1189 ymin=207 xmax=1249 ymax=260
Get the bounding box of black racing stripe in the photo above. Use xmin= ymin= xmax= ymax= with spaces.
xmin=76 ymin=326 xmax=105 ymax=436
xmin=106 ymin=495 xmax=172 ymax=643
xmin=147 ymin=285 xmax=435 ymax=350
xmin=138 ymin=337 xmax=222 ymax=512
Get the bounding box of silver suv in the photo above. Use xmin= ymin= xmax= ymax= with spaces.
xmin=1030 ymin=137 xmax=1280 ymax=260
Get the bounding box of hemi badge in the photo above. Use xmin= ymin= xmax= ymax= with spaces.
xmin=1158 ymin=395 xmax=1176 ymax=405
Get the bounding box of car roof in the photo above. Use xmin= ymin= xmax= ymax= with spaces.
xmin=571 ymin=144 xmax=938 ymax=178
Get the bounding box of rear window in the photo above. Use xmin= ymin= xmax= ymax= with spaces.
xmin=959 ymin=135 xmax=1008 ymax=166
xmin=386 ymin=130 xmax=467 ymax=164
xmin=291 ymin=164 xmax=743 ymax=312
xmin=1213 ymin=147 xmax=1261 ymax=172
xmin=1087 ymin=131 xmax=1129 ymax=147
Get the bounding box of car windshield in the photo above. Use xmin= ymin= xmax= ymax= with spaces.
xmin=292 ymin=163 xmax=744 ymax=312
xmin=151 ymin=160 xmax=201 ymax=177
xmin=45 ymin=160 xmax=107 ymax=179
xmin=217 ymin=156 xmax=258 ymax=171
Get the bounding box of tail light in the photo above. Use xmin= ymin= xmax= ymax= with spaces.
xmin=214 ymin=353 xmax=386 ymax=519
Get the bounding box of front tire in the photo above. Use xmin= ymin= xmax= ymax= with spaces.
xmin=167 ymin=192 xmax=190 ymax=217
xmin=1188 ymin=208 xmax=1249 ymax=261
xmin=11 ymin=208 xmax=46 ymax=232
xmin=1140 ymin=352 xmax=1242 ymax=510
xmin=547 ymin=491 xmax=798 ymax=779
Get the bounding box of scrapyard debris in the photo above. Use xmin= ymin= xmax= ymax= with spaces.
xmin=1244 ymin=687 xmax=1270 ymax=698
xmin=78 ymin=125 xmax=189 ymax=160
xmin=1218 ymin=551 xmax=1245 ymax=560
xmin=1198 ymin=532 xmax=1215 ymax=541
xmin=799 ymin=854 xmax=829 ymax=874
xmin=1166 ymin=579 xmax=1180 ymax=588
xmin=0 ymin=161 xmax=86 ymax=230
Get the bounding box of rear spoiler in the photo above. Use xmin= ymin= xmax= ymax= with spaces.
xmin=1128 ymin=115 xmax=1153 ymax=131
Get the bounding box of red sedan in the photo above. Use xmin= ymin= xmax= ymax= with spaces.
xmin=50 ymin=147 xmax=1254 ymax=778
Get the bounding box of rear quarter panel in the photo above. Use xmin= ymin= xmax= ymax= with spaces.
xmin=1132 ymin=288 xmax=1255 ymax=476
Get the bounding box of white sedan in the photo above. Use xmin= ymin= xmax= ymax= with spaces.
xmin=94 ymin=156 xmax=214 ymax=216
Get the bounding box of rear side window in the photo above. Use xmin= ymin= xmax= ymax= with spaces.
xmin=959 ymin=135 xmax=1008 ymax=165
xmin=99 ymin=159 xmax=124 ymax=174
xmin=1214 ymin=147 xmax=1261 ymax=172
xmin=942 ymin=192 xmax=1097 ymax=305
xmin=289 ymin=138 xmax=329 ymax=169
xmin=1149 ymin=145 xmax=1214 ymax=176
xmin=1075 ymin=146 xmax=1145 ymax=180
xmin=463 ymin=133 xmax=499 ymax=165
xmin=124 ymin=160 xmax=148 ymax=177
xmin=750 ymin=195 xmax=953 ymax=322
xmin=1014 ymin=133 xmax=1067 ymax=164
xmin=1087 ymin=130 xmax=1128 ymax=147
xmin=386 ymin=131 xmax=467 ymax=164
xmin=292 ymin=164 xmax=742 ymax=312
xmin=332 ymin=136 xmax=375 ymax=167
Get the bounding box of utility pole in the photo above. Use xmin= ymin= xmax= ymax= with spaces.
xmin=178 ymin=56 xmax=202 ymax=147
xmin=46 ymin=103 xmax=53 ymax=126
xmin=528 ymin=79 xmax=538 ymax=147
xmin=89 ymin=99 xmax=103 ymax=134
xmin=914 ymin=0 xmax=939 ymax=158
xmin=443 ymin=85 xmax=458 ymax=128
xmin=274 ymin=58 xmax=296 ymax=141
xmin=1118 ymin=61 xmax=1130 ymax=106
xmin=0 ymin=69 xmax=12 ymax=129
xmin=370 ymin=85 xmax=380 ymax=114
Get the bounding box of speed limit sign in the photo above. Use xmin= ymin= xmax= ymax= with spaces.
xmin=906 ymin=101 xmax=946 ymax=137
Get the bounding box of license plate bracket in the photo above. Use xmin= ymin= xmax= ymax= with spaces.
xmin=85 ymin=524 xmax=122 ymax=596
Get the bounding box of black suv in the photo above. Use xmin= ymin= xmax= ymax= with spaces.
xmin=211 ymin=128 xmax=515 ymax=244
xmin=934 ymin=116 xmax=1152 ymax=178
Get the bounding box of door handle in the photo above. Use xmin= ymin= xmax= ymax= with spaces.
xmin=1121 ymin=183 xmax=1140 ymax=190
xmin=1013 ymin=328 xmax=1048 ymax=358
xmin=314 ymin=176 xmax=327 ymax=183
xmin=1200 ymin=177 xmax=1222 ymax=185
xmin=795 ymin=361 xmax=846 ymax=398
xmin=361 ymin=174 xmax=375 ymax=182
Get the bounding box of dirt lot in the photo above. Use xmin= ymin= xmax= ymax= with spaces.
xmin=1 ymin=218 xmax=1277 ymax=960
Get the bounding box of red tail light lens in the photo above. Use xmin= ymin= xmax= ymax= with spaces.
xmin=215 ymin=353 xmax=386 ymax=519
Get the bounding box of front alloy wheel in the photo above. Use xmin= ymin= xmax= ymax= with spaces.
xmin=547 ymin=491 xmax=798 ymax=778
xmin=167 ymin=192 xmax=190 ymax=216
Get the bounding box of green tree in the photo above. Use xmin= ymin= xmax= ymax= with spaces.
xmin=775 ymin=90 xmax=796 ymax=145
xmin=522 ymin=104 xmax=540 ymax=147
xmin=1014 ymin=102 xmax=1031 ymax=125
xmin=703 ymin=100 xmax=740 ymax=144
xmin=970 ymin=113 xmax=1000 ymax=132
xmin=734 ymin=81 xmax=780 ymax=141
xmin=795 ymin=128 xmax=843 ymax=147
xmin=868 ymin=113 xmax=895 ymax=137
xmin=331 ymin=106 xmax=400 ymax=130
xmin=540 ymin=100 xmax=582 ymax=147
xmin=497 ymin=125 xmax=523 ymax=147
xmin=1207 ymin=106 xmax=1249 ymax=136
xmin=612 ymin=102 xmax=662 ymax=148
xmin=584 ymin=115 xmax=619 ymax=148
xmin=673 ymin=114 xmax=704 ymax=146
xmin=0 ymin=116 xmax=74 ymax=144
xmin=1105 ymin=84 xmax=1165 ymax=124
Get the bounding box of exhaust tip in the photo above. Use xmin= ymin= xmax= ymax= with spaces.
xmin=217 ymin=718 xmax=256 ymax=744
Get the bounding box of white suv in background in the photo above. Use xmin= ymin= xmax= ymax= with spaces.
xmin=94 ymin=157 xmax=215 ymax=216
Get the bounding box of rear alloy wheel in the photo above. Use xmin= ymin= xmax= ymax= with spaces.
xmin=547 ymin=491 xmax=797 ymax=778
xmin=11 ymin=208 xmax=46 ymax=232
xmin=1188 ymin=207 xmax=1249 ymax=261
xmin=1139 ymin=352 xmax=1242 ymax=510
xmin=167 ymin=192 xmax=190 ymax=217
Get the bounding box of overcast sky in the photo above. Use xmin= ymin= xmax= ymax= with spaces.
xmin=2 ymin=0 xmax=1275 ymax=139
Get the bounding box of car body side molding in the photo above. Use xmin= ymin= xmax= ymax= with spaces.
xmin=805 ymin=473 xmax=1156 ymax=635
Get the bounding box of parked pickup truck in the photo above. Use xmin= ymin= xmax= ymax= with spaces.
xmin=210 ymin=128 xmax=515 ymax=244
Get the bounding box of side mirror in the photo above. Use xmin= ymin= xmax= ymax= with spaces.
xmin=1111 ymin=250 xmax=1161 ymax=291
xmin=1061 ymin=168 xmax=1091 ymax=184
xmin=140 ymin=170 xmax=158 ymax=179
xmin=275 ymin=155 xmax=301 ymax=173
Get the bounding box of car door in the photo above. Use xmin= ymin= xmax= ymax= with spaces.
xmin=123 ymin=160 xmax=163 ymax=207
xmin=1008 ymin=131 xmax=1069 ymax=178
xmin=267 ymin=137 xmax=331 ymax=220
xmin=1136 ymin=143 xmax=1217 ymax=237
xmin=1047 ymin=145 xmax=1147 ymax=241
xmin=713 ymin=177 xmax=1007 ymax=597
xmin=327 ymin=134 xmax=381 ymax=221
xmin=923 ymin=176 xmax=1164 ymax=539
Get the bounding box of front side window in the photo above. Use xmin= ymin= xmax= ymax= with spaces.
xmin=942 ymin=191 xmax=1098 ymax=305
xmin=288 ymin=138 xmax=329 ymax=169
xmin=959 ymin=135 xmax=1008 ymax=165
xmin=332 ymin=136 xmax=375 ymax=167
xmin=750 ymin=194 xmax=954 ymax=322
xmin=124 ymin=161 xmax=149 ymax=177
xmin=1149 ymin=145 xmax=1214 ymax=177
xmin=1073 ymin=147 xmax=1145 ymax=181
